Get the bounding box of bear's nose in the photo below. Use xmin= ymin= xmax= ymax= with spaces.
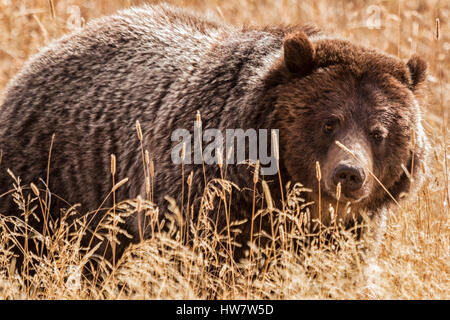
xmin=333 ymin=164 xmax=365 ymax=192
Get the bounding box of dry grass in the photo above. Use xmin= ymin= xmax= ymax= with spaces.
xmin=0 ymin=0 xmax=448 ymax=299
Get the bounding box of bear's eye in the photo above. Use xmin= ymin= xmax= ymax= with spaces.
xmin=371 ymin=130 xmax=385 ymax=142
xmin=323 ymin=119 xmax=338 ymax=134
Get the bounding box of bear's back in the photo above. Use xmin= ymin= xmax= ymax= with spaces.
xmin=0 ymin=5 xmax=224 ymax=215
xmin=0 ymin=4 xmax=281 ymax=220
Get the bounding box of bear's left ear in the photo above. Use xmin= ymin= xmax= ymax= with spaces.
xmin=407 ymin=54 xmax=427 ymax=91
xmin=283 ymin=32 xmax=315 ymax=77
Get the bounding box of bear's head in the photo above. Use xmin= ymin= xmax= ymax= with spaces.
xmin=273 ymin=31 xmax=428 ymax=221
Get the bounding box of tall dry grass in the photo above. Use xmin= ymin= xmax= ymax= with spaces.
xmin=0 ymin=0 xmax=448 ymax=299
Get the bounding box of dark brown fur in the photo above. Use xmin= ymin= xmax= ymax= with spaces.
xmin=0 ymin=4 xmax=428 ymax=267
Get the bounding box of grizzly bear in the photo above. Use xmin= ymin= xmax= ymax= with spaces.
xmin=0 ymin=4 xmax=427 ymax=267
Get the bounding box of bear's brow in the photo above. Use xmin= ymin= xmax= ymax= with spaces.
xmin=330 ymin=113 xmax=345 ymax=124
xmin=313 ymin=40 xmax=409 ymax=84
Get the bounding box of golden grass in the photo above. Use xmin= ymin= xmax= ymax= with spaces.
xmin=0 ymin=0 xmax=449 ymax=299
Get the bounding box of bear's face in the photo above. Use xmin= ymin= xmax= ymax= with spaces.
xmin=275 ymin=32 xmax=427 ymax=216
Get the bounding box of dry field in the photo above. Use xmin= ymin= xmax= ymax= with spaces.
xmin=0 ymin=0 xmax=448 ymax=299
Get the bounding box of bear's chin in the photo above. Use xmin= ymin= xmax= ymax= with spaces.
xmin=319 ymin=189 xmax=371 ymax=206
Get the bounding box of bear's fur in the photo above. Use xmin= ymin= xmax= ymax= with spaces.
xmin=0 ymin=4 xmax=428 ymax=265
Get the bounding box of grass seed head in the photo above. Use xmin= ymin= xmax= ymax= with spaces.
xmin=30 ymin=183 xmax=40 ymax=197
xmin=315 ymin=161 xmax=321 ymax=181
xmin=110 ymin=154 xmax=116 ymax=176
xmin=136 ymin=120 xmax=143 ymax=141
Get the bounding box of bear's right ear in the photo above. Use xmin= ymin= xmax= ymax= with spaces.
xmin=407 ymin=54 xmax=427 ymax=91
xmin=283 ymin=32 xmax=315 ymax=77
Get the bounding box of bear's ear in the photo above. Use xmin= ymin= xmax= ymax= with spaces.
xmin=407 ymin=54 xmax=427 ymax=91
xmin=283 ymin=32 xmax=315 ymax=77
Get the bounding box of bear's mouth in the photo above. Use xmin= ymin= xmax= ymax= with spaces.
xmin=338 ymin=192 xmax=367 ymax=203
xmin=321 ymin=187 xmax=370 ymax=205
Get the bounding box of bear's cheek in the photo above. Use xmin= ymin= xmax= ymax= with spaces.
xmin=375 ymin=136 xmax=411 ymax=186
xmin=282 ymin=145 xmax=317 ymax=185
xmin=279 ymin=126 xmax=322 ymax=180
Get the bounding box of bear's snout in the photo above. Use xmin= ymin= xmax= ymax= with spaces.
xmin=320 ymin=136 xmax=373 ymax=203
xmin=332 ymin=164 xmax=366 ymax=195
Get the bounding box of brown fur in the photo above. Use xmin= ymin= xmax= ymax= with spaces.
xmin=0 ymin=4 xmax=428 ymax=267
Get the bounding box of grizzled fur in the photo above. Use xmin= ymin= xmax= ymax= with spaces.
xmin=0 ymin=4 xmax=427 ymax=265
